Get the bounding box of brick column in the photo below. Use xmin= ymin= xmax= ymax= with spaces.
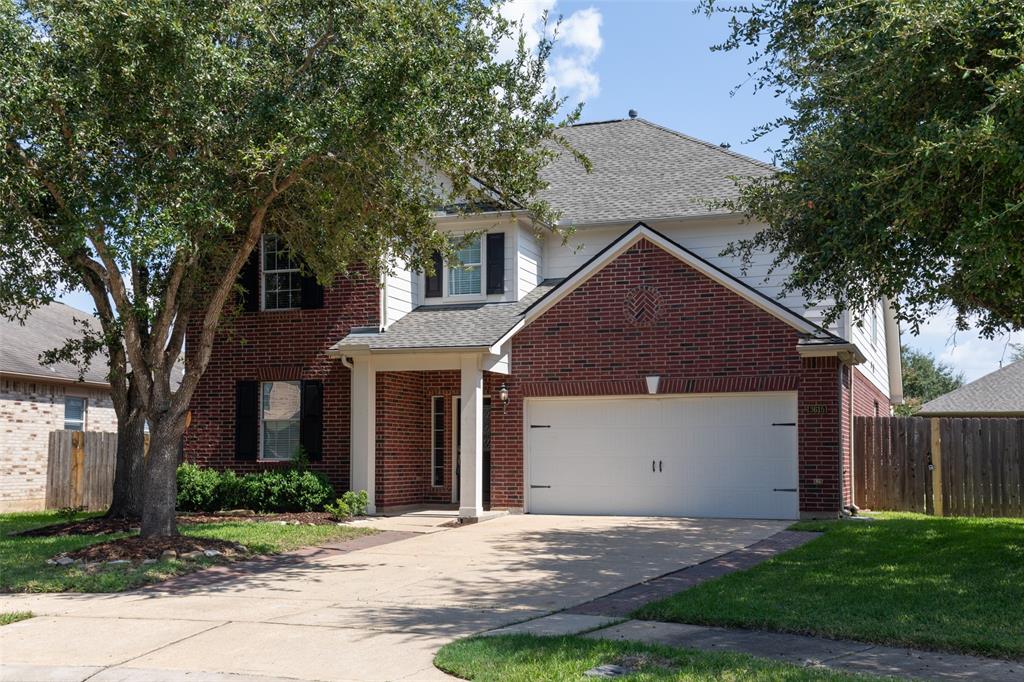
xmin=797 ymin=356 xmax=844 ymax=517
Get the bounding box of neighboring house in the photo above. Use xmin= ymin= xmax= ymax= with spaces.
xmin=917 ymin=360 xmax=1023 ymax=417
xmin=0 ymin=302 xmax=118 ymax=511
xmin=185 ymin=117 xmax=903 ymax=520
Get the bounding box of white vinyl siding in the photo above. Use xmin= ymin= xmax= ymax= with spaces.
xmin=517 ymin=222 xmax=543 ymax=299
xmin=383 ymin=256 xmax=418 ymax=329
xmin=850 ymin=301 xmax=891 ymax=396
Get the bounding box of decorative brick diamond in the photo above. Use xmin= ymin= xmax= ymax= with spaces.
xmin=623 ymin=285 xmax=662 ymax=328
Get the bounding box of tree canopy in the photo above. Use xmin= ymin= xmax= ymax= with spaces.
xmin=1 ymin=0 xmax=581 ymax=535
xmin=700 ymin=0 xmax=1024 ymax=337
xmin=895 ymin=345 xmax=965 ymax=415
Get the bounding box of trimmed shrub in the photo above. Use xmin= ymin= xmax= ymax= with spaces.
xmin=176 ymin=463 xmax=221 ymax=512
xmin=325 ymin=498 xmax=352 ymax=521
xmin=341 ymin=490 xmax=369 ymax=516
xmin=175 ymin=464 xmax=335 ymax=513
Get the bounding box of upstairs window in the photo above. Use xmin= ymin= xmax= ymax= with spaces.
xmin=261 ymin=381 xmax=301 ymax=460
xmin=448 ymin=236 xmax=482 ymax=296
xmin=263 ymin=235 xmax=301 ymax=310
xmin=64 ymin=397 xmax=86 ymax=431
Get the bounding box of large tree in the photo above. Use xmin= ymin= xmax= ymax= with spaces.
xmin=1 ymin=0 xmax=579 ymax=536
xmin=699 ymin=0 xmax=1024 ymax=337
xmin=895 ymin=345 xmax=964 ymax=415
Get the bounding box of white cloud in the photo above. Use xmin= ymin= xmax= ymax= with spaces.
xmin=497 ymin=1 xmax=603 ymax=105
xmin=905 ymin=307 xmax=1022 ymax=382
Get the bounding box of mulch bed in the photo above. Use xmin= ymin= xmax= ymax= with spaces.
xmin=17 ymin=510 xmax=342 ymax=537
xmin=63 ymin=536 xmax=244 ymax=565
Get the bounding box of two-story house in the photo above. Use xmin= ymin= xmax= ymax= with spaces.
xmin=184 ymin=117 xmax=902 ymax=520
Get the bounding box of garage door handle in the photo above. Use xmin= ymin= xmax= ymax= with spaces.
xmin=530 ymin=484 xmax=551 ymax=489
xmin=772 ymin=422 xmax=796 ymax=426
xmin=652 ymin=460 xmax=655 ymax=472
xmin=530 ymin=425 xmax=551 ymax=429
xmin=773 ymin=488 xmax=797 ymax=492
xmin=659 ymin=460 xmax=663 ymax=472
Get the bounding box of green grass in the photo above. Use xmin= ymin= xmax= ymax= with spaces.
xmin=636 ymin=513 xmax=1024 ymax=660
xmin=0 ymin=511 xmax=376 ymax=593
xmin=434 ymin=634 xmax=877 ymax=681
xmin=0 ymin=611 xmax=33 ymax=626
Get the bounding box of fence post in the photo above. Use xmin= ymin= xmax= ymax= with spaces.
xmin=931 ymin=418 xmax=943 ymax=517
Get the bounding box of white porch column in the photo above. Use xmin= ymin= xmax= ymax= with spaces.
xmin=458 ymin=353 xmax=484 ymax=518
xmin=349 ymin=356 xmax=376 ymax=514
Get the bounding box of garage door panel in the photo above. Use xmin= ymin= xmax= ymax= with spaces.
xmin=527 ymin=394 xmax=798 ymax=520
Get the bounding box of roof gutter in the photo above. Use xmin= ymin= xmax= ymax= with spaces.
xmin=0 ymin=370 xmax=111 ymax=390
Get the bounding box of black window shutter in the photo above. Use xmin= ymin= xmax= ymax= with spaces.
xmin=486 ymin=233 xmax=505 ymax=295
xmin=425 ymin=250 xmax=443 ymax=298
xmin=235 ymin=380 xmax=259 ymax=460
xmin=299 ymin=272 xmax=324 ymax=309
xmin=299 ymin=380 xmax=324 ymax=461
xmin=238 ymin=248 xmax=261 ymax=312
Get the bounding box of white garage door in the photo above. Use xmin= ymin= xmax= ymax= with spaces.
xmin=526 ymin=394 xmax=799 ymax=519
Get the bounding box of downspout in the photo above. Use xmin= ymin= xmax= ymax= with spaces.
xmin=882 ymin=297 xmax=904 ymax=407
xmin=849 ymin=362 xmax=856 ymax=511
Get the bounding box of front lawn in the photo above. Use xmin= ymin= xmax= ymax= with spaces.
xmin=635 ymin=514 xmax=1024 ymax=660
xmin=1 ymin=511 xmax=376 ymax=593
xmin=434 ymin=634 xmax=875 ymax=681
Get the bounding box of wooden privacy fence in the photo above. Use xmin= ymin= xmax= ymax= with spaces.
xmin=45 ymin=430 xmax=116 ymax=510
xmin=854 ymin=416 xmax=1024 ymax=517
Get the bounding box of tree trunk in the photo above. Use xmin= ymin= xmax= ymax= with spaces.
xmin=139 ymin=412 xmax=187 ymax=537
xmin=106 ymin=410 xmax=146 ymax=519
xmin=106 ymin=373 xmax=146 ymax=519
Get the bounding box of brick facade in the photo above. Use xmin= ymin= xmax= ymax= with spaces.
xmin=490 ymin=239 xmax=848 ymax=515
xmin=852 ymin=367 xmax=891 ymax=417
xmin=185 ymin=237 xmax=866 ymax=518
xmin=183 ymin=271 xmax=378 ymax=493
xmin=0 ymin=377 xmax=117 ymax=511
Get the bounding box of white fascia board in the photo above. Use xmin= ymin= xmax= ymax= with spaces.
xmin=489 ymin=319 xmax=525 ymax=355
xmin=796 ymin=342 xmax=867 ymax=365
xmin=882 ymin=297 xmax=904 ymax=404
xmin=0 ymin=370 xmax=111 ymax=390
xmin=522 ymin=224 xmax=820 ymax=336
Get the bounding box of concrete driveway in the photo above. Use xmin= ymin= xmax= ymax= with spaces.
xmin=0 ymin=515 xmax=787 ymax=681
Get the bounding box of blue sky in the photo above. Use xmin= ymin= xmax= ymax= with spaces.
xmin=59 ymin=0 xmax=1022 ymax=381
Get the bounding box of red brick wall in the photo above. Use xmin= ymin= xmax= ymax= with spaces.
xmin=489 ymin=238 xmax=846 ymax=515
xmin=373 ymin=370 xmax=465 ymax=507
xmin=183 ymin=272 xmax=378 ymax=492
xmin=795 ymin=356 xmax=845 ymax=513
xmin=852 ymin=368 xmax=891 ymax=416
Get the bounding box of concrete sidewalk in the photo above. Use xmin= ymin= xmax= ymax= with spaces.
xmin=0 ymin=515 xmax=786 ymax=681
xmin=588 ymin=620 xmax=1024 ymax=681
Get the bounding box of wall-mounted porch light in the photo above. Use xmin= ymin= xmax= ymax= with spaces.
xmin=498 ymin=382 xmax=510 ymax=412
xmin=645 ymin=375 xmax=661 ymax=395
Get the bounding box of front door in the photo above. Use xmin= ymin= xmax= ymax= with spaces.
xmin=453 ymin=397 xmax=491 ymax=508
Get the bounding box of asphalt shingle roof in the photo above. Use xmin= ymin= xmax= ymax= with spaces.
xmin=332 ymin=280 xmax=560 ymax=352
xmin=917 ymin=360 xmax=1024 ymax=416
xmin=1 ymin=302 xmax=109 ymax=384
xmin=538 ymin=118 xmax=775 ymax=225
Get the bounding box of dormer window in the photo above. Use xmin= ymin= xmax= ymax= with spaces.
xmin=424 ymin=232 xmax=504 ymax=301
xmin=448 ymin=236 xmax=482 ymax=296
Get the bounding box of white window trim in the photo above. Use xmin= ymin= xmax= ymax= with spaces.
xmin=431 ymin=396 xmax=445 ymax=487
xmin=261 ymin=234 xmax=301 ymax=312
xmin=258 ymin=380 xmax=301 ymax=461
xmin=420 ymin=230 xmax=508 ymax=305
xmin=63 ymin=395 xmax=87 ymax=431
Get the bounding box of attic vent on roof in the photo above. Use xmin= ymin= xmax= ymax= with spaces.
xmin=720 ymin=142 xmax=731 ymax=148
xmin=628 ymin=109 xmax=638 ymax=119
